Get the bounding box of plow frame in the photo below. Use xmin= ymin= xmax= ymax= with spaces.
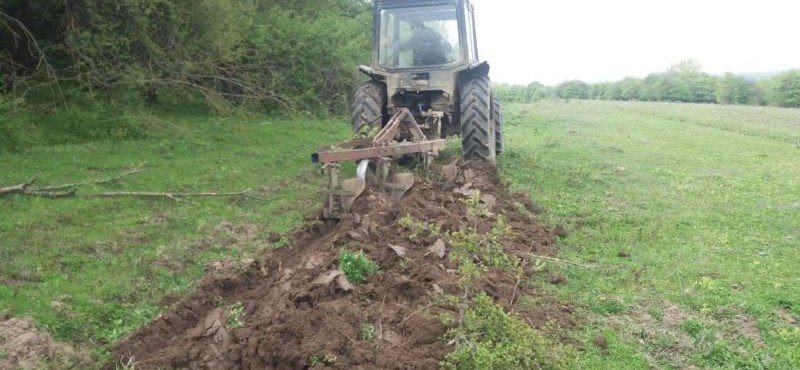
xmin=312 ymin=109 xmax=447 ymax=218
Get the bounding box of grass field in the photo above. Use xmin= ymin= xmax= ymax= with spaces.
xmin=1 ymin=100 xmax=799 ymax=368
xmin=501 ymin=100 xmax=800 ymax=369
xmin=0 ymin=108 xmax=348 ymax=360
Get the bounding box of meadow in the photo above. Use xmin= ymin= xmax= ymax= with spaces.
xmin=501 ymin=100 xmax=800 ymax=369
xmin=1 ymin=100 xmax=799 ymax=368
xmin=0 ymin=107 xmax=348 ymax=360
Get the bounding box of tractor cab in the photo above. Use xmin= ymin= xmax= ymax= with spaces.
xmin=375 ymin=1 xmax=478 ymax=70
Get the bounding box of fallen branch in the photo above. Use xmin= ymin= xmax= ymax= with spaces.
xmin=0 ymin=179 xmax=77 ymax=198
xmin=0 ymin=163 xmax=146 ymax=198
xmin=0 ymin=178 xmax=37 ymax=196
xmin=35 ymin=162 xmax=146 ymax=191
xmin=528 ymin=254 xmax=597 ymax=269
xmin=94 ymin=189 xmax=256 ymax=201
xmin=25 ymin=189 xmax=78 ymax=198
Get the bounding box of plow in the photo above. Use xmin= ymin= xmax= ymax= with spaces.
xmin=313 ymin=108 xmax=447 ymax=218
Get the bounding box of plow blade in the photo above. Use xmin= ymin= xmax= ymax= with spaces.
xmin=386 ymin=173 xmax=415 ymax=201
xmin=339 ymin=178 xmax=366 ymax=213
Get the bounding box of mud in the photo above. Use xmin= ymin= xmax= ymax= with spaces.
xmin=114 ymin=162 xmax=566 ymax=370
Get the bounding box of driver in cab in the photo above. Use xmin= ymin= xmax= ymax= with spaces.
xmin=397 ymin=21 xmax=452 ymax=66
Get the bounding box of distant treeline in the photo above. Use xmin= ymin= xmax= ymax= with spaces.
xmin=496 ymin=60 xmax=800 ymax=108
xmin=0 ymin=0 xmax=371 ymax=114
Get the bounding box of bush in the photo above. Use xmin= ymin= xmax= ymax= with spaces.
xmin=2 ymin=0 xmax=371 ymax=115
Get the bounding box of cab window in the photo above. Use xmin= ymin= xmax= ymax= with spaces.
xmin=379 ymin=5 xmax=462 ymax=68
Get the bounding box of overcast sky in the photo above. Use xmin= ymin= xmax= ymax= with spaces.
xmin=471 ymin=0 xmax=800 ymax=85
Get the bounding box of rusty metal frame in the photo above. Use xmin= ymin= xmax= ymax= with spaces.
xmin=313 ymin=108 xmax=447 ymax=218
xmin=313 ymin=140 xmax=446 ymax=164
xmin=373 ymin=108 xmax=427 ymax=145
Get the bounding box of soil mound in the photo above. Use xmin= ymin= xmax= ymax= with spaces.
xmin=114 ymin=162 xmax=565 ymax=370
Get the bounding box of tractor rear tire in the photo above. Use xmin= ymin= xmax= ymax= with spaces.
xmin=492 ymin=94 xmax=504 ymax=155
xmin=459 ymin=76 xmax=496 ymax=163
xmin=351 ymin=81 xmax=385 ymax=133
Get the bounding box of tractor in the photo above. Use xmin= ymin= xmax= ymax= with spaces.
xmin=313 ymin=0 xmax=501 ymax=218
xmin=352 ymin=0 xmax=503 ymax=163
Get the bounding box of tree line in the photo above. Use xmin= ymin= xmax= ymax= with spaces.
xmin=496 ymin=60 xmax=800 ymax=108
xmin=0 ymin=0 xmax=372 ymax=114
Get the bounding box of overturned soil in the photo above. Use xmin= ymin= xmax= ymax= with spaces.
xmin=114 ymin=162 xmax=567 ymax=370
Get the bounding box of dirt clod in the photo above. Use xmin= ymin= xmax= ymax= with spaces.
xmin=547 ymin=274 xmax=568 ymax=285
xmin=592 ymin=336 xmax=609 ymax=351
xmin=114 ymin=162 xmax=562 ymax=369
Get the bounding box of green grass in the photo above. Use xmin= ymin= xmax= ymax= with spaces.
xmin=500 ymin=100 xmax=800 ymax=369
xmin=0 ymin=106 xmax=349 ymax=360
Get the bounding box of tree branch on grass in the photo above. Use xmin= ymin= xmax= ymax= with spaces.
xmin=0 ymin=178 xmax=37 ymax=196
xmin=0 ymin=163 xmax=145 ymax=198
xmin=36 ymin=162 xmax=147 ymax=191
xmin=1 ymin=163 xmax=267 ymax=202
xmin=94 ymin=189 xmax=257 ymax=202
xmin=527 ymin=254 xmax=596 ymax=269
xmin=0 ymin=179 xmax=77 ymax=198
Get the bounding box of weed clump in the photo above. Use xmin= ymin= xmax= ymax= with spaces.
xmin=440 ymin=294 xmax=562 ymax=370
xmin=338 ymin=249 xmax=379 ymax=284
xmin=398 ymin=214 xmax=441 ymax=242
xmin=227 ymin=302 xmax=246 ymax=329
xmin=359 ymin=322 xmax=376 ymax=341
xmin=309 ymin=352 xmax=337 ymax=367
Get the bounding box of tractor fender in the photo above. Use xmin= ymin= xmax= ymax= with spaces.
xmin=358 ymin=65 xmax=387 ymax=81
xmin=459 ymin=61 xmax=491 ymax=81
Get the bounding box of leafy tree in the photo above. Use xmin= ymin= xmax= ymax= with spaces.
xmin=600 ymin=83 xmax=622 ymax=100
xmin=770 ymin=70 xmax=800 ymax=108
xmin=524 ymin=82 xmax=545 ymax=102
xmin=668 ymin=59 xmax=703 ymax=75
xmin=687 ymin=74 xmax=718 ymax=103
xmin=619 ymin=77 xmax=642 ymax=100
xmin=556 ymin=80 xmax=589 ymax=100
xmin=716 ymin=73 xmax=760 ymax=105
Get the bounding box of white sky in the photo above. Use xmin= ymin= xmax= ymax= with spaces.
xmin=471 ymin=0 xmax=800 ymax=85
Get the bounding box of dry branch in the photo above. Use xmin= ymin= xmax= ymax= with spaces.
xmin=94 ymin=189 xmax=255 ymax=201
xmin=0 ymin=178 xmax=77 ymax=198
xmin=527 ymin=254 xmax=596 ymax=269
xmin=0 ymin=163 xmax=146 ymax=198
xmin=0 ymin=178 xmax=37 ymax=195
xmin=34 ymin=162 xmax=146 ymax=191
